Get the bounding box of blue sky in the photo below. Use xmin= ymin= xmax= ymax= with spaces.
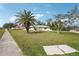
xmin=0 ymin=3 xmax=79 ymax=27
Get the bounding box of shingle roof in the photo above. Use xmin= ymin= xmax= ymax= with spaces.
xmin=30 ymin=25 xmax=49 ymax=28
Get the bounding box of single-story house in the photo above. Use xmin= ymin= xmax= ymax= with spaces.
xmin=15 ymin=23 xmax=52 ymax=31
xmin=23 ymin=25 xmax=52 ymax=31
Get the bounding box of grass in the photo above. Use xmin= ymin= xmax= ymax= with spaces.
xmin=0 ymin=30 xmax=4 ymax=39
xmin=10 ymin=30 xmax=79 ymax=56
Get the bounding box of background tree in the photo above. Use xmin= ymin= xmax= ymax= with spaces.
xmin=67 ymin=6 xmax=79 ymax=29
xmin=54 ymin=14 xmax=64 ymax=33
xmin=46 ymin=18 xmax=65 ymax=31
xmin=51 ymin=21 xmax=58 ymax=30
xmin=46 ymin=18 xmax=53 ymax=29
xmin=3 ymin=23 xmax=16 ymax=29
xmin=36 ymin=20 xmax=46 ymax=25
xmin=16 ymin=10 xmax=36 ymax=33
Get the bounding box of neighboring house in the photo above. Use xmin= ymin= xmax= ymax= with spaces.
xmin=15 ymin=23 xmax=52 ymax=31
xmin=15 ymin=23 xmax=25 ymax=29
xmin=70 ymin=28 xmax=79 ymax=33
xmin=29 ymin=25 xmax=52 ymax=31
xmin=75 ymin=28 xmax=79 ymax=31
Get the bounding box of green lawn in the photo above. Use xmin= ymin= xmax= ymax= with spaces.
xmin=10 ymin=30 xmax=79 ymax=56
xmin=0 ymin=30 xmax=4 ymax=39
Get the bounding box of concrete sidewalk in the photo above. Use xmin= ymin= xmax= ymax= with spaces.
xmin=0 ymin=29 xmax=23 ymax=56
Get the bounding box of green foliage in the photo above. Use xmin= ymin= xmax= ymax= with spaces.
xmin=46 ymin=18 xmax=53 ymax=29
xmin=16 ymin=9 xmax=36 ymax=32
xmin=67 ymin=6 xmax=79 ymax=26
xmin=46 ymin=15 xmax=65 ymax=33
xmin=55 ymin=14 xmax=65 ymax=32
xmin=3 ymin=23 xmax=16 ymax=29
xmin=47 ymin=6 xmax=79 ymax=31
xmin=0 ymin=30 xmax=4 ymax=39
xmin=36 ymin=20 xmax=46 ymax=25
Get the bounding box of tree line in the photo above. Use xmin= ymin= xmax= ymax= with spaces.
xmin=3 ymin=6 xmax=79 ymax=33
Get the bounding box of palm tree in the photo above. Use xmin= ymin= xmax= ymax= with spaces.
xmin=16 ymin=9 xmax=36 ymax=33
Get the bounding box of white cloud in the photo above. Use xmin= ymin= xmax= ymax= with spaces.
xmin=9 ymin=16 xmax=17 ymax=23
xmin=61 ymin=18 xmax=69 ymax=22
xmin=9 ymin=14 xmax=44 ymax=22
xmin=0 ymin=23 xmax=2 ymax=27
xmin=0 ymin=18 xmax=4 ymax=22
xmin=0 ymin=18 xmax=4 ymax=27
xmin=0 ymin=20 xmax=2 ymax=26
xmin=33 ymin=14 xmax=44 ymax=19
xmin=0 ymin=19 xmax=3 ymax=22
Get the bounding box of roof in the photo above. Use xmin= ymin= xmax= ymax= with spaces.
xmin=30 ymin=25 xmax=49 ymax=28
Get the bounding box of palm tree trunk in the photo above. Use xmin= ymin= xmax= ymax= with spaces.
xmin=26 ymin=22 xmax=30 ymax=33
xmin=25 ymin=27 xmax=29 ymax=33
xmin=24 ymin=22 xmax=30 ymax=33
